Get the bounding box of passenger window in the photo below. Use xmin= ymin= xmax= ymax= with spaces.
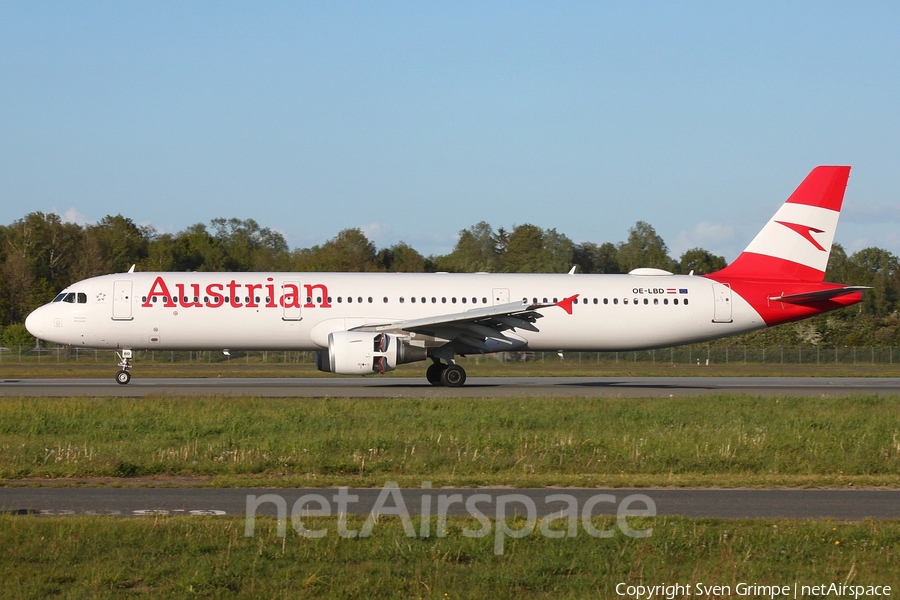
xmin=613 ymin=298 xmax=618 ymax=305
xmin=358 ymin=297 xmax=363 ymax=303
xmin=482 ymin=297 xmax=487 ymax=304
xmin=643 ymin=298 xmax=648 ymax=305
xmin=623 ymin=298 xmax=628 ymax=305
xmin=461 ymin=297 xmax=467 ymax=304
xmin=664 ymin=298 xmax=668 ymax=305
xmin=400 ymin=297 xmax=405 ymax=303
xmin=674 ymin=299 xmax=679 ymax=305
xmin=337 ymin=297 xmax=342 ymax=303
xmin=383 ymin=297 xmax=388 ymax=303
xmin=411 ymin=297 xmax=415 ymax=303
xmin=684 ymin=299 xmax=689 ymax=305
xmin=452 ymin=298 xmax=457 ymax=304
xmin=653 ymin=298 xmax=658 ymax=305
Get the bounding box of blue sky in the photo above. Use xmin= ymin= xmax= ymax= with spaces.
xmin=2 ymin=2 xmax=899 ymax=262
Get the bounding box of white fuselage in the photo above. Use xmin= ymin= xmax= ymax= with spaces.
xmin=25 ymin=271 xmax=765 ymax=352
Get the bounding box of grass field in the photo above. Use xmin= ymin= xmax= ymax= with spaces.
xmin=1 ymin=394 xmax=898 ymax=488
xmin=1 ymin=514 xmax=897 ymax=599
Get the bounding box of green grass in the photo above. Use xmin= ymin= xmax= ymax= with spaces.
xmin=0 ymin=514 xmax=897 ymax=599
xmin=1 ymin=395 xmax=899 ymax=487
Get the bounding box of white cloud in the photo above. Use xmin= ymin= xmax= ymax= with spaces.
xmin=55 ymin=207 xmax=92 ymax=226
xmin=673 ymin=221 xmax=738 ymax=259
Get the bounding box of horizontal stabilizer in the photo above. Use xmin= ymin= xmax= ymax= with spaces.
xmin=768 ymin=286 xmax=870 ymax=304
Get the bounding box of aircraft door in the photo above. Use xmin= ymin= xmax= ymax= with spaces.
xmin=112 ymin=280 xmax=133 ymax=320
xmin=282 ymin=280 xmax=302 ymax=321
xmin=492 ymin=288 xmax=509 ymax=305
xmin=712 ymin=282 xmax=733 ymax=323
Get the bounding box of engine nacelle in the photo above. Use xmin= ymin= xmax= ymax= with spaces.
xmin=315 ymin=331 xmax=427 ymax=376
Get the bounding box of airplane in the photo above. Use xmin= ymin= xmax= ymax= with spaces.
xmin=25 ymin=166 xmax=867 ymax=387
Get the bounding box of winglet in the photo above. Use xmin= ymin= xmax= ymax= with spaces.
xmin=555 ymin=294 xmax=579 ymax=315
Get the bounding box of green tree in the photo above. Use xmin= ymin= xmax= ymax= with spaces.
xmin=846 ymin=247 xmax=899 ymax=317
xmin=0 ymin=323 xmax=34 ymax=349
xmin=88 ymin=215 xmax=150 ymax=274
xmin=616 ymin=221 xmax=675 ymax=272
xmin=500 ymin=224 xmax=574 ymax=273
xmin=378 ymin=242 xmax=430 ymax=272
xmin=573 ymin=241 xmax=620 ymax=274
xmin=296 ymin=229 xmax=379 ymax=272
xmin=209 ymin=218 xmax=289 ymax=271
xmin=678 ymin=248 xmax=727 ymax=275
xmin=435 ymin=222 xmax=499 ymax=272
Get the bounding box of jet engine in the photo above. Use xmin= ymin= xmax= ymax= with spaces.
xmin=315 ymin=331 xmax=427 ymax=375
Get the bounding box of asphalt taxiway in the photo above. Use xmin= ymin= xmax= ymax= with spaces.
xmin=3 ymin=487 xmax=900 ymax=520
xmin=3 ymin=376 xmax=900 ymax=397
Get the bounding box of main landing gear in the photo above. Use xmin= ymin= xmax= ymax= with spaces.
xmin=115 ymin=349 xmax=133 ymax=385
xmin=426 ymin=360 xmax=467 ymax=387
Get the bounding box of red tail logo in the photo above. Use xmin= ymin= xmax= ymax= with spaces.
xmin=774 ymin=221 xmax=826 ymax=252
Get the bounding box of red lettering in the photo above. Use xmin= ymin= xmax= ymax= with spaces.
xmin=245 ymin=284 xmax=262 ymax=307
xmin=281 ymin=284 xmax=302 ymax=309
xmin=206 ymin=283 xmax=224 ymax=307
xmin=265 ymin=278 xmax=277 ymax=308
xmin=304 ymin=283 xmax=331 ymax=308
xmin=175 ymin=283 xmax=203 ymax=307
xmin=226 ymin=280 xmax=242 ymax=307
xmin=143 ymin=276 xmax=176 ymax=307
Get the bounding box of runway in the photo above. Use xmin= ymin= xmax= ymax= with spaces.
xmin=2 ymin=487 xmax=899 ymax=520
xmin=2 ymin=375 xmax=900 ymax=397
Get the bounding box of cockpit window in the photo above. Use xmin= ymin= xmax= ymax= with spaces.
xmin=52 ymin=293 xmax=66 ymax=303
xmin=62 ymin=293 xmax=76 ymax=303
xmin=77 ymin=293 xmax=87 ymax=304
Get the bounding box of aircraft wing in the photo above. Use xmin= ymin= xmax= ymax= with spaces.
xmin=768 ymin=286 xmax=870 ymax=305
xmin=353 ymin=295 xmax=579 ymax=351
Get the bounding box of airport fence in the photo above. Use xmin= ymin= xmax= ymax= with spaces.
xmin=2 ymin=345 xmax=900 ymax=367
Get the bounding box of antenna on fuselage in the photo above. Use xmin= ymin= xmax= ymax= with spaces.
xmin=128 ymin=265 xmax=136 ymax=273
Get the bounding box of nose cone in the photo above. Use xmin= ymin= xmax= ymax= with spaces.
xmin=25 ymin=306 xmax=44 ymax=340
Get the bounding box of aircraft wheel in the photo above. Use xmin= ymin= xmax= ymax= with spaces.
xmin=440 ymin=364 xmax=466 ymax=387
xmin=426 ymin=363 xmax=446 ymax=385
xmin=115 ymin=370 xmax=132 ymax=385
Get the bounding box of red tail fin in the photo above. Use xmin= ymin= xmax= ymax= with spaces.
xmin=713 ymin=166 xmax=850 ymax=282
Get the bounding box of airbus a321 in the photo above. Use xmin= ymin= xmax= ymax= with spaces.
xmin=25 ymin=166 xmax=866 ymax=386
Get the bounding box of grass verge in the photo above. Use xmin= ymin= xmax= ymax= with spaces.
xmin=1 ymin=395 xmax=898 ymax=488
xmin=1 ymin=514 xmax=897 ymax=599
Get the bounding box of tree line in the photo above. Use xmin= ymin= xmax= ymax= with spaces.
xmin=1 ymin=211 xmax=898 ymax=347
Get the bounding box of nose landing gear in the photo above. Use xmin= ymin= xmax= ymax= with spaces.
xmin=115 ymin=349 xmax=133 ymax=385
